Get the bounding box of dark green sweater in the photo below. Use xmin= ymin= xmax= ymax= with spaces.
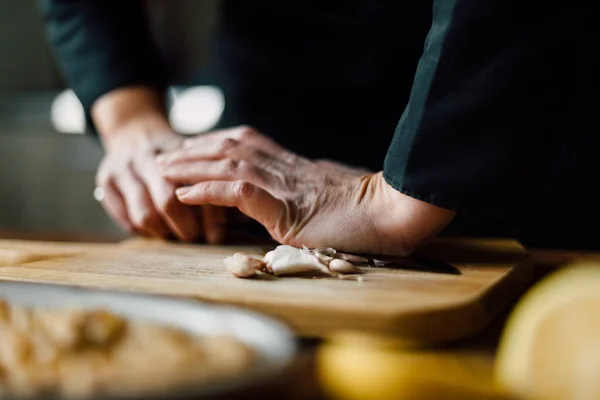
xmin=39 ymin=0 xmax=600 ymax=249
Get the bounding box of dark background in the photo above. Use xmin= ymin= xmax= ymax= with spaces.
xmin=0 ymin=1 xmax=219 ymax=238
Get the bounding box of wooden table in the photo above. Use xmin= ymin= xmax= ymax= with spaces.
xmin=1 ymin=229 xmax=596 ymax=399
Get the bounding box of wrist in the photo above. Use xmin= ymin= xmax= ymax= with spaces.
xmin=92 ymin=86 xmax=173 ymax=148
xmin=365 ymin=172 xmax=455 ymax=256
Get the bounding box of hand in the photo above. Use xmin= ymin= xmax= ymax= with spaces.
xmin=314 ymin=159 xmax=373 ymax=176
xmin=93 ymin=87 xmax=226 ymax=243
xmin=157 ymin=126 xmax=455 ymax=256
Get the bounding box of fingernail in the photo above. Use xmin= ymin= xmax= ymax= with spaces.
xmin=176 ymin=187 xmax=191 ymax=197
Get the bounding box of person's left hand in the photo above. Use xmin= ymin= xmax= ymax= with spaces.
xmin=156 ymin=126 xmax=455 ymax=256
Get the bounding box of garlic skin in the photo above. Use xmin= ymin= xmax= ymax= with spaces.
xmin=328 ymin=259 xmax=360 ymax=274
xmin=223 ymin=252 xmax=265 ymax=278
xmin=312 ymin=247 xmax=337 ymax=264
xmin=263 ymin=245 xmax=333 ymax=276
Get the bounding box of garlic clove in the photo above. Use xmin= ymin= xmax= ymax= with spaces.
xmin=263 ymin=245 xmax=333 ymax=276
xmin=328 ymin=258 xmax=361 ymax=274
xmin=223 ymin=252 xmax=265 ymax=278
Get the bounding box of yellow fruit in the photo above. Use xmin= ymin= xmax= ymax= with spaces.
xmin=317 ymin=332 xmax=506 ymax=400
xmin=495 ymin=264 xmax=600 ymax=400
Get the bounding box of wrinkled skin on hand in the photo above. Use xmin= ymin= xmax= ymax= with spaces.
xmin=157 ymin=127 xmax=455 ymax=256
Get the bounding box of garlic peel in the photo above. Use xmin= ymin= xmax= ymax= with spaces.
xmin=314 ymin=247 xmax=336 ymax=257
xmin=223 ymin=252 xmax=265 ymax=278
xmin=312 ymin=247 xmax=337 ymax=264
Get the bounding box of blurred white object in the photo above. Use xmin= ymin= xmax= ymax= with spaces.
xmin=50 ymin=86 xmax=225 ymax=136
xmin=169 ymin=86 xmax=224 ymax=134
xmin=50 ymin=89 xmax=86 ymax=134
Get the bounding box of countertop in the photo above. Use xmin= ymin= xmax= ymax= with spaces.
xmin=0 ymin=228 xmax=596 ymax=399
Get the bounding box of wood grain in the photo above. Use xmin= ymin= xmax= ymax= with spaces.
xmin=0 ymin=238 xmax=533 ymax=346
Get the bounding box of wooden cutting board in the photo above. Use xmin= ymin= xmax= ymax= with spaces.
xmin=0 ymin=237 xmax=532 ymax=346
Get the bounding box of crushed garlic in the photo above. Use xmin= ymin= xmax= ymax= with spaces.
xmin=224 ymin=245 xmax=365 ymax=279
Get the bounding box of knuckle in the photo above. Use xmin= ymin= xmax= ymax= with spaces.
xmin=220 ymin=138 xmax=239 ymax=153
xmin=202 ymin=181 xmax=214 ymax=194
xmin=222 ymin=158 xmax=239 ymax=174
xmin=235 ymin=126 xmax=257 ymax=141
xmin=234 ymin=181 xmax=254 ymax=200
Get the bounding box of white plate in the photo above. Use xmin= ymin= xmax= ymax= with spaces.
xmin=0 ymin=282 xmax=297 ymax=399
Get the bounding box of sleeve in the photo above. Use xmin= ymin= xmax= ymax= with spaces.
xmin=383 ymin=0 xmax=573 ymax=218
xmin=38 ymin=0 xmax=169 ymax=134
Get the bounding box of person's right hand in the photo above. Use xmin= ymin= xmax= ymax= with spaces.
xmin=92 ymin=86 xmax=226 ymax=243
xmin=157 ymin=127 xmax=455 ymax=256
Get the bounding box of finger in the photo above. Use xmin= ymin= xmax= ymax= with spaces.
xmin=156 ymin=189 xmax=201 ymax=242
xmin=203 ymin=205 xmax=227 ymax=244
xmin=100 ymin=180 xmax=134 ymax=232
xmin=184 ymin=126 xmax=287 ymax=157
xmin=155 ymin=140 xmax=226 ymax=166
xmin=117 ymin=169 xmax=171 ymax=238
xmin=175 ymin=181 xmax=283 ymax=229
xmin=160 ymin=158 xmax=267 ymax=186
xmin=136 ymin=165 xmax=202 ymax=242
xmin=181 ymin=128 xmax=237 ymax=148
xmin=158 ymin=130 xmax=296 ymax=171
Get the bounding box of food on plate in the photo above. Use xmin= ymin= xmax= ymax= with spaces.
xmin=0 ymin=300 xmax=254 ymax=398
xmin=223 ymin=245 xmax=366 ymax=279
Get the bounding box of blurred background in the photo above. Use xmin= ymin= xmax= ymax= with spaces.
xmin=0 ymin=1 xmax=221 ymax=240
